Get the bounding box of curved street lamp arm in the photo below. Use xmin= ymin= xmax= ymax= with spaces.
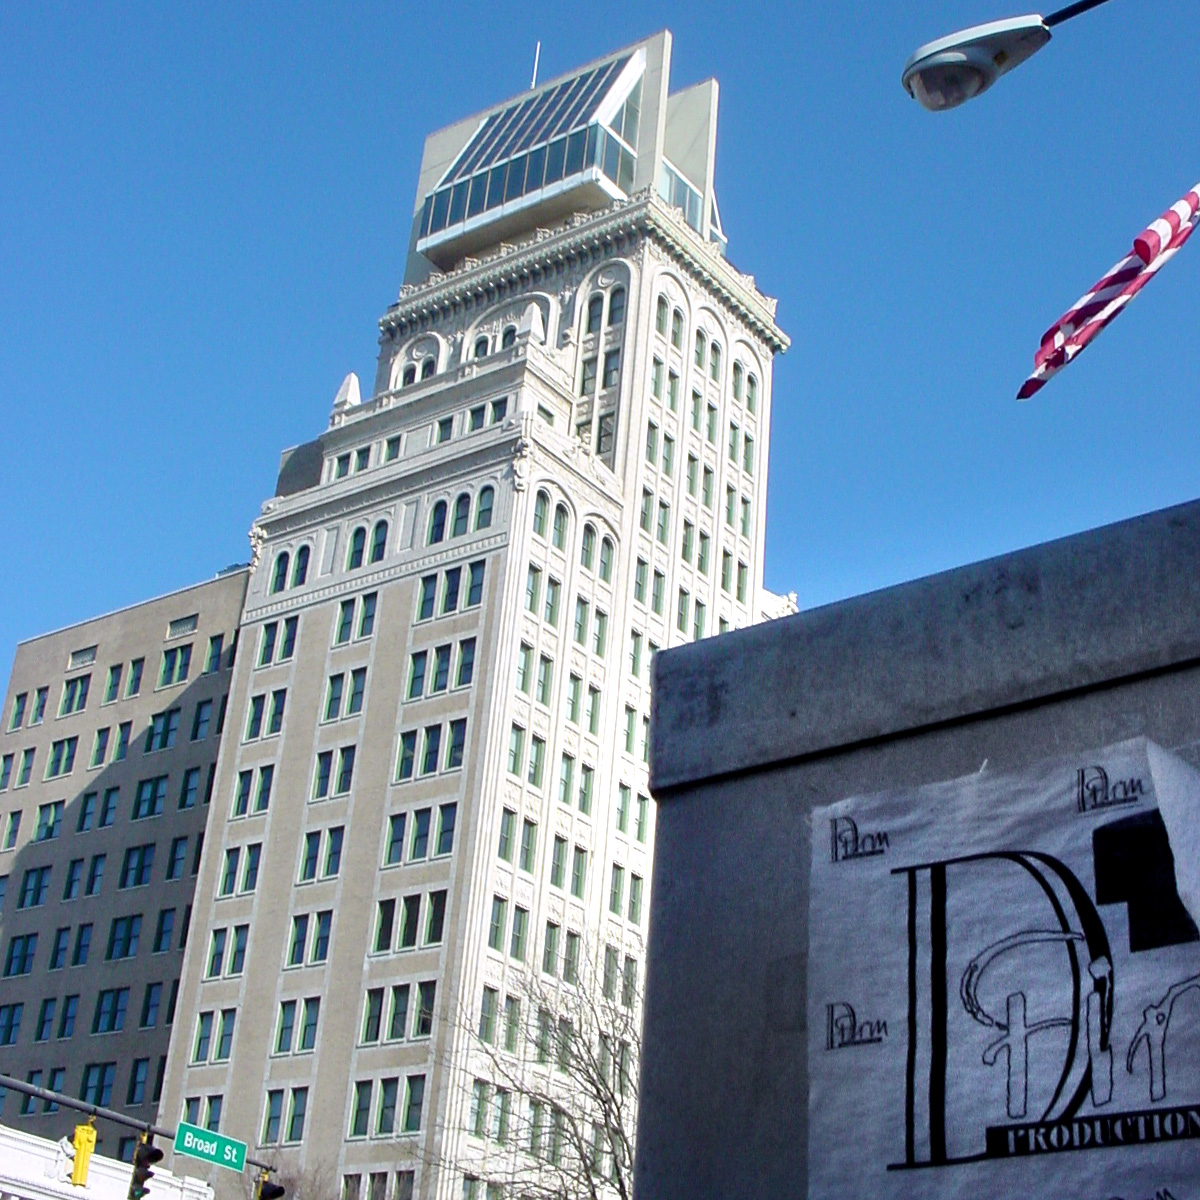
xmin=1045 ymin=0 xmax=1115 ymax=29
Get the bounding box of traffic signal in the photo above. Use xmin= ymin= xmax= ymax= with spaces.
xmin=70 ymin=1119 xmax=97 ymax=1187
xmin=128 ymin=1134 xmax=163 ymax=1200
xmin=254 ymin=1170 xmax=285 ymax=1200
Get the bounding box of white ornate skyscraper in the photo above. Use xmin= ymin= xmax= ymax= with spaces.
xmin=160 ymin=30 xmax=787 ymax=1200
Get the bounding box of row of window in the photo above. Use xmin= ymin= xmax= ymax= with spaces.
xmin=5 ymin=639 xmax=228 ymax=736
xmin=531 ymin=490 xmax=616 ymax=579
xmin=405 ymin=640 xmax=474 ymax=701
xmin=0 ymin=980 xmax=179 ymax=1054
xmin=372 ymin=889 xmax=447 ymax=955
xmin=383 ymin=804 xmax=456 ymax=866
xmin=1 ymin=700 xmax=222 ymax=794
xmin=416 ymin=561 xmax=486 ymax=622
xmin=4 ymin=908 xmax=189 ymax=977
xmin=10 ymin=837 xmax=200 ymax=913
xmin=395 ymin=719 xmax=467 ymax=781
xmin=347 ymin=1073 xmax=426 ymax=1139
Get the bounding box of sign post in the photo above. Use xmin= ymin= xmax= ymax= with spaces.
xmin=172 ymin=1123 xmax=247 ymax=1173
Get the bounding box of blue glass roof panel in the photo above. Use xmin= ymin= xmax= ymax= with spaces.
xmin=437 ymin=55 xmax=631 ymax=190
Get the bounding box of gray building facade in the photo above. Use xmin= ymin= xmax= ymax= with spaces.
xmin=0 ymin=569 xmax=248 ymax=1157
xmin=638 ymin=498 xmax=1200 ymax=1199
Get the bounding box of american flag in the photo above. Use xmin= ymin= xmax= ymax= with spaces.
xmin=1017 ymin=182 xmax=1200 ymax=400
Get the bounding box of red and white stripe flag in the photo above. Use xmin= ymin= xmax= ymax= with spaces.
xmin=1018 ymin=182 xmax=1200 ymax=400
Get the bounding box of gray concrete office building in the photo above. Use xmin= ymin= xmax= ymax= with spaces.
xmin=159 ymin=31 xmax=787 ymax=1200
xmin=0 ymin=569 xmax=249 ymax=1156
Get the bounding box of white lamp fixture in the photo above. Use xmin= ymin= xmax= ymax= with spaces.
xmin=902 ymin=15 xmax=1051 ymax=111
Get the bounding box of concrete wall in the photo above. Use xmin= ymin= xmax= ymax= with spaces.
xmin=637 ymin=497 xmax=1200 ymax=1199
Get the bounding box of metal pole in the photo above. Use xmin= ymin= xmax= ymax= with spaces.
xmin=1045 ymin=0 xmax=1114 ymax=29
xmin=0 ymin=1073 xmax=275 ymax=1173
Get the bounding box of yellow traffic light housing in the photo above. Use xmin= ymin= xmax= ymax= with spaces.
xmin=255 ymin=1170 xmax=285 ymax=1200
xmin=70 ymin=1119 xmax=97 ymax=1187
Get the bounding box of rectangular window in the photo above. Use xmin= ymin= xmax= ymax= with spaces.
xmin=417 ymin=575 xmax=436 ymax=621
xmin=407 ymin=652 xmax=427 ymax=699
xmin=395 ymin=732 xmax=416 ymax=781
xmin=336 ymin=601 xmax=354 ymax=644
xmin=617 ymin=784 xmax=631 ymax=833
xmin=436 ymin=803 xmax=456 ymax=854
xmin=385 ymin=814 xmax=405 ymax=865
xmin=509 ymin=816 xmax=535 ymax=873
xmin=336 ymin=746 xmax=356 ymax=792
xmin=425 ymin=890 xmax=447 ymax=944
xmin=602 ymin=348 xmax=620 ymax=389
xmin=205 ymin=635 xmax=225 ymax=674
xmin=639 ymin=488 xmax=653 ymax=532
xmin=563 ymin=931 xmax=580 ymax=984
xmin=634 ymin=558 xmax=648 ymax=603
xmin=652 ymin=569 xmax=665 ymax=614
xmin=578 ymin=764 xmax=594 ymax=813
xmin=515 ymin=644 xmax=531 ymax=693
xmin=609 ymin=864 xmax=625 ymax=914
xmin=389 ymin=984 xmax=409 ymax=1040
xmin=592 ymin=611 xmax=607 ymax=656
xmin=536 ymin=655 xmax=553 ymax=704
xmin=400 ymin=896 xmax=421 ymax=949
xmin=550 ymin=835 xmax=567 ymax=888
xmin=358 ymin=594 xmax=375 ymax=636
xmin=403 ymin=1075 xmax=425 ymax=1132
xmin=487 ymin=896 xmax=507 ymax=951
xmin=289 ymin=914 xmax=308 ymax=965
xmin=656 ymin=500 xmax=670 ymax=544
xmin=706 ymin=403 xmax=718 ymax=444
xmin=744 ymin=433 xmax=755 ymax=474
xmin=90 ymin=728 xmax=109 ymax=767
xmin=573 ymin=598 xmax=589 ymax=644
xmin=59 ymin=674 xmax=90 ymax=716
xmin=467 ymin=560 xmax=485 ymax=605
xmin=542 ymin=922 xmax=559 ymax=975
xmin=543 ymin=578 xmax=560 ymax=625
xmin=410 ymin=810 xmax=430 ymax=859
xmin=420 ymin=727 xmax=440 ymax=775
xmin=287 ymin=1088 xmax=308 ymax=1142
xmin=645 ymin=420 xmax=658 ymax=464
xmin=527 ymin=736 xmax=545 ymax=787
xmin=580 ymin=356 xmax=597 ymax=394
xmin=507 ymin=725 xmax=524 ymax=776
xmin=46 ymin=737 xmax=78 ymax=778
xmin=456 ymin=639 xmax=475 ymax=686
xmin=414 ymin=983 xmax=435 ymax=1037
xmin=570 ymin=846 xmax=587 ymax=899
xmin=637 ymin=793 xmax=649 ymax=842
xmin=651 ymin=358 xmax=663 ymax=399
xmin=587 ymin=686 xmax=601 ymax=734
xmin=167 ymin=836 xmax=187 ymax=880
xmin=442 ymin=569 xmax=460 ymax=614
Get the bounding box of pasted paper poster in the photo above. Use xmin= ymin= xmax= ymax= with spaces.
xmin=808 ymin=738 xmax=1200 ymax=1200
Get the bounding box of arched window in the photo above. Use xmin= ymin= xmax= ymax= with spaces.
xmin=475 ymin=486 xmax=494 ymax=531
xmin=292 ymin=545 xmax=310 ymax=587
xmin=599 ymin=537 xmax=614 ymax=582
xmin=672 ymin=308 xmax=684 ymax=349
xmin=732 ymin=362 xmax=744 ymax=400
xmin=474 ymin=336 xmax=489 ymax=359
xmin=452 ymin=494 xmax=470 ymax=537
xmin=370 ymin=521 xmax=388 ymax=564
xmin=421 ymin=357 xmax=436 ymax=380
xmin=656 ymin=295 xmax=668 ymax=335
xmin=533 ymin=490 xmax=549 ymax=538
xmin=586 ymin=294 xmax=603 ymax=334
xmin=552 ymin=503 xmax=568 ymax=550
xmin=608 ymin=286 xmax=626 ymax=326
xmin=694 ymin=330 xmax=706 ymax=369
xmin=580 ymin=524 xmax=596 ymax=570
xmin=347 ymin=527 xmax=366 ymax=570
xmin=501 ymin=326 xmax=517 ymax=350
xmin=747 ymin=374 xmax=758 ymax=413
xmin=402 ymin=364 xmax=416 ymax=387
xmin=428 ymin=501 xmax=447 ymax=545
xmin=271 ymin=552 xmax=289 ymax=595
xmin=710 ymin=342 xmax=722 ymax=381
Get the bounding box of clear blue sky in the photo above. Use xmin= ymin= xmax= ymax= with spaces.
xmin=2 ymin=1 xmax=1197 ymax=670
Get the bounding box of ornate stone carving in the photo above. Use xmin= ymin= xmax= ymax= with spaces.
xmin=248 ymin=522 xmax=267 ymax=572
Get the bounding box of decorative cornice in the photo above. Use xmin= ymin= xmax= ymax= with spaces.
xmin=379 ymin=190 xmax=789 ymax=354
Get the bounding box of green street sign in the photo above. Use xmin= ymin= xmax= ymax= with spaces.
xmin=173 ymin=1122 xmax=247 ymax=1172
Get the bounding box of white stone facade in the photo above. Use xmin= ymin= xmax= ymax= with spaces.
xmin=159 ymin=33 xmax=786 ymax=1200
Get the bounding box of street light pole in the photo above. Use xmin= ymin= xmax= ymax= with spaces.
xmin=902 ymin=0 xmax=1116 ymax=111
